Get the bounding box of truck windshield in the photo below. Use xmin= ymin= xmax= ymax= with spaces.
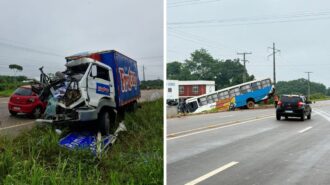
xmin=66 ymin=63 xmax=89 ymax=75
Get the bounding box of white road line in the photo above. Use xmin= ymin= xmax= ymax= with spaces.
xmin=167 ymin=115 xmax=273 ymax=140
xmin=185 ymin=161 xmax=239 ymax=185
xmin=313 ymin=109 xmax=330 ymax=122
xmin=299 ymin=126 xmax=313 ymax=133
xmin=0 ymin=121 xmax=35 ymax=131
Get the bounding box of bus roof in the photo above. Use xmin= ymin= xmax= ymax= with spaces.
xmin=186 ymin=78 xmax=271 ymax=102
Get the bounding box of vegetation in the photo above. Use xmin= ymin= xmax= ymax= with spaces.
xmin=0 ymin=75 xmax=29 ymax=96
xmin=167 ymin=49 xmax=254 ymax=89
xmin=140 ymin=79 xmax=163 ymax=89
xmin=0 ymin=99 xmax=163 ymax=184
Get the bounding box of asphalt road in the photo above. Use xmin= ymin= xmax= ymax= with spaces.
xmin=0 ymin=89 xmax=163 ymax=137
xmin=167 ymin=100 xmax=330 ymax=185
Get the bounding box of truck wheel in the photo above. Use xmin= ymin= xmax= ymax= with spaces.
xmin=132 ymin=101 xmax=138 ymax=112
xmin=9 ymin=110 xmax=17 ymax=116
xmin=98 ymin=110 xmax=110 ymax=135
xmin=247 ymin=101 xmax=255 ymax=109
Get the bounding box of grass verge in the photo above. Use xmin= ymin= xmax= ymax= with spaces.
xmin=0 ymin=99 xmax=163 ymax=185
xmin=0 ymin=89 xmax=14 ymax=97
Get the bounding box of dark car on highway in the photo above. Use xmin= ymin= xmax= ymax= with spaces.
xmin=8 ymin=85 xmax=47 ymax=118
xmin=276 ymin=95 xmax=312 ymax=121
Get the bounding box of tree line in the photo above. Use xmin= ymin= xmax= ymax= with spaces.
xmin=167 ymin=48 xmax=330 ymax=98
xmin=167 ymin=49 xmax=254 ymax=90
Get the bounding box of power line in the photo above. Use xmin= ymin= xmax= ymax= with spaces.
xmin=168 ymin=10 xmax=330 ymax=27
xmin=168 ymin=0 xmax=222 ymax=8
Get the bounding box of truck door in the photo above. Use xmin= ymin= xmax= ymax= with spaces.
xmin=87 ymin=64 xmax=111 ymax=107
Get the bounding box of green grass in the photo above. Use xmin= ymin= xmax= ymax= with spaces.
xmin=0 ymin=99 xmax=163 ymax=185
xmin=0 ymin=89 xmax=15 ymax=97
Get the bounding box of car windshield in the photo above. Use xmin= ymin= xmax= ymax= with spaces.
xmin=14 ymin=87 xmax=32 ymax=96
xmin=281 ymin=96 xmax=302 ymax=103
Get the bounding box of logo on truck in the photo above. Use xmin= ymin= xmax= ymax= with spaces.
xmin=96 ymin=83 xmax=110 ymax=95
xmin=119 ymin=67 xmax=137 ymax=92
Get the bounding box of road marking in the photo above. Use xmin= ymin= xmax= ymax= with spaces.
xmin=185 ymin=161 xmax=239 ymax=185
xmin=167 ymin=115 xmax=274 ymax=140
xmin=0 ymin=121 xmax=35 ymax=131
xmin=299 ymin=126 xmax=312 ymax=133
xmin=313 ymin=109 xmax=330 ymax=122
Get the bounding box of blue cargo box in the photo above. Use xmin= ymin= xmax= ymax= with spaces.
xmin=66 ymin=50 xmax=141 ymax=107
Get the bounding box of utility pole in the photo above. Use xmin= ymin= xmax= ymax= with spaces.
xmin=237 ymin=52 xmax=252 ymax=82
xmin=305 ymin=71 xmax=313 ymax=101
xmin=268 ymin=42 xmax=280 ymax=87
xmin=143 ymin=65 xmax=146 ymax=81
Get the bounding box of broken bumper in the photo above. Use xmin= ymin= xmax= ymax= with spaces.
xmin=36 ymin=108 xmax=98 ymax=124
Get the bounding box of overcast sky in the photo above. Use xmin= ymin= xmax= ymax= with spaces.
xmin=168 ymin=0 xmax=330 ymax=88
xmin=0 ymin=0 xmax=163 ymax=80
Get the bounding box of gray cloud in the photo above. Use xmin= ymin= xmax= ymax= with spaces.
xmin=0 ymin=0 xmax=163 ymax=80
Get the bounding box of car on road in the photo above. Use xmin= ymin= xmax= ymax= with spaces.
xmin=276 ymin=95 xmax=312 ymax=121
xmin=8 ymin=85 xmax=47 ymax=118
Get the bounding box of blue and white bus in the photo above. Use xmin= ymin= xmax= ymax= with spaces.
xmin=183 ymin=78 xmax=274 ymax=113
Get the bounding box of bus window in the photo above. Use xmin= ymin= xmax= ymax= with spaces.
xmin=207 ymin=95 xmax=214 ymax=104
xmin=240 ymin=84 xmax=251 ymax=94
xmin=261 ymin=79 xmax=271 ymax=88
xmin=187 ymin=101 xmax=198 ymax=112
xmin=212 ymin=93 xmax=218 ymax=102
xmin=223 ymin=91 xmax=229 ymax=99
xmin=230 ymin=87 xmax=240 ymax=97
xmin=251 ymin=82 xmax=261 ymax=91
xmin=198 ymin=97 xmax=207 ymax=106
xmin=217 ymin=92 xmax=222 ymax=99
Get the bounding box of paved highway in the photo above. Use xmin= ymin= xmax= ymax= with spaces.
xmin=0 ymin=89 xmax=163 ymax=137
xmin=167 ymin=100 xmax=330 ymax=185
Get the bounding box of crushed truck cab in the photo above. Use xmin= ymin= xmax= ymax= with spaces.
xmin=36 ymin=50 xmax=140 ymax=135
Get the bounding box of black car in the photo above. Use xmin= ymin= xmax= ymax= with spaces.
xmin=276 ymin=95 xmax=312 ymax=121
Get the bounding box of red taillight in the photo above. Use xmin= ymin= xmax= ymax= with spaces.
xmin=277 ymin=101 xmax=282 ymax=106
xmin=298 ymin=101 xmax=304 ymax=107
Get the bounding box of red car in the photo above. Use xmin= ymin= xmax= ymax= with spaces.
xmin=8 ymin=85 xmax=47 ymax=118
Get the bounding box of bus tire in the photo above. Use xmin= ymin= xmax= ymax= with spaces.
xmin=247 ymin=101 xmax=255 ymax=109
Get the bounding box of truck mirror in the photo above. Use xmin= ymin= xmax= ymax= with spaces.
xmin=91 ymin=65 xmax=97 ymax=77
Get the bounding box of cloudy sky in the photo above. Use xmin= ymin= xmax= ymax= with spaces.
xmin=168 ymin=0 xmax=330 ymax=88
xmin=0 ymin=0 xmax=163 ymax=80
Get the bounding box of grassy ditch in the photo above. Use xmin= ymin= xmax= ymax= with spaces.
xmin=0 ymin=99 xmax=163 ymax=185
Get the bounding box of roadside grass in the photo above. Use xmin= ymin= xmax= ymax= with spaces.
xmin=0 ymin=89 xmax=15 ymax=97
xmin=0 ymin=99 xmax=163 ymax=185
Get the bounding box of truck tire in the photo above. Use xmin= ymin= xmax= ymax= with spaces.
xmin=132 ymin=101 xmax=138 ymax=112
xmin=247 ymin=101 xmax=255 ymax=109
xmin=98 ymin=110 xmax=110 ymax=135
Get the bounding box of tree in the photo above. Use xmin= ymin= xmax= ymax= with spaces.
xmin=168 ymin=48 xmax=255 ymax=89
xmin=9 ymin=64 xmax=23 ymax=76
xmin=167 ymin=61 xmax=182 ymax=80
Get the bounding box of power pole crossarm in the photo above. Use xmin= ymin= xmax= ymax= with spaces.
xmin=237 ymin=52 xmax=252 ymax=83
